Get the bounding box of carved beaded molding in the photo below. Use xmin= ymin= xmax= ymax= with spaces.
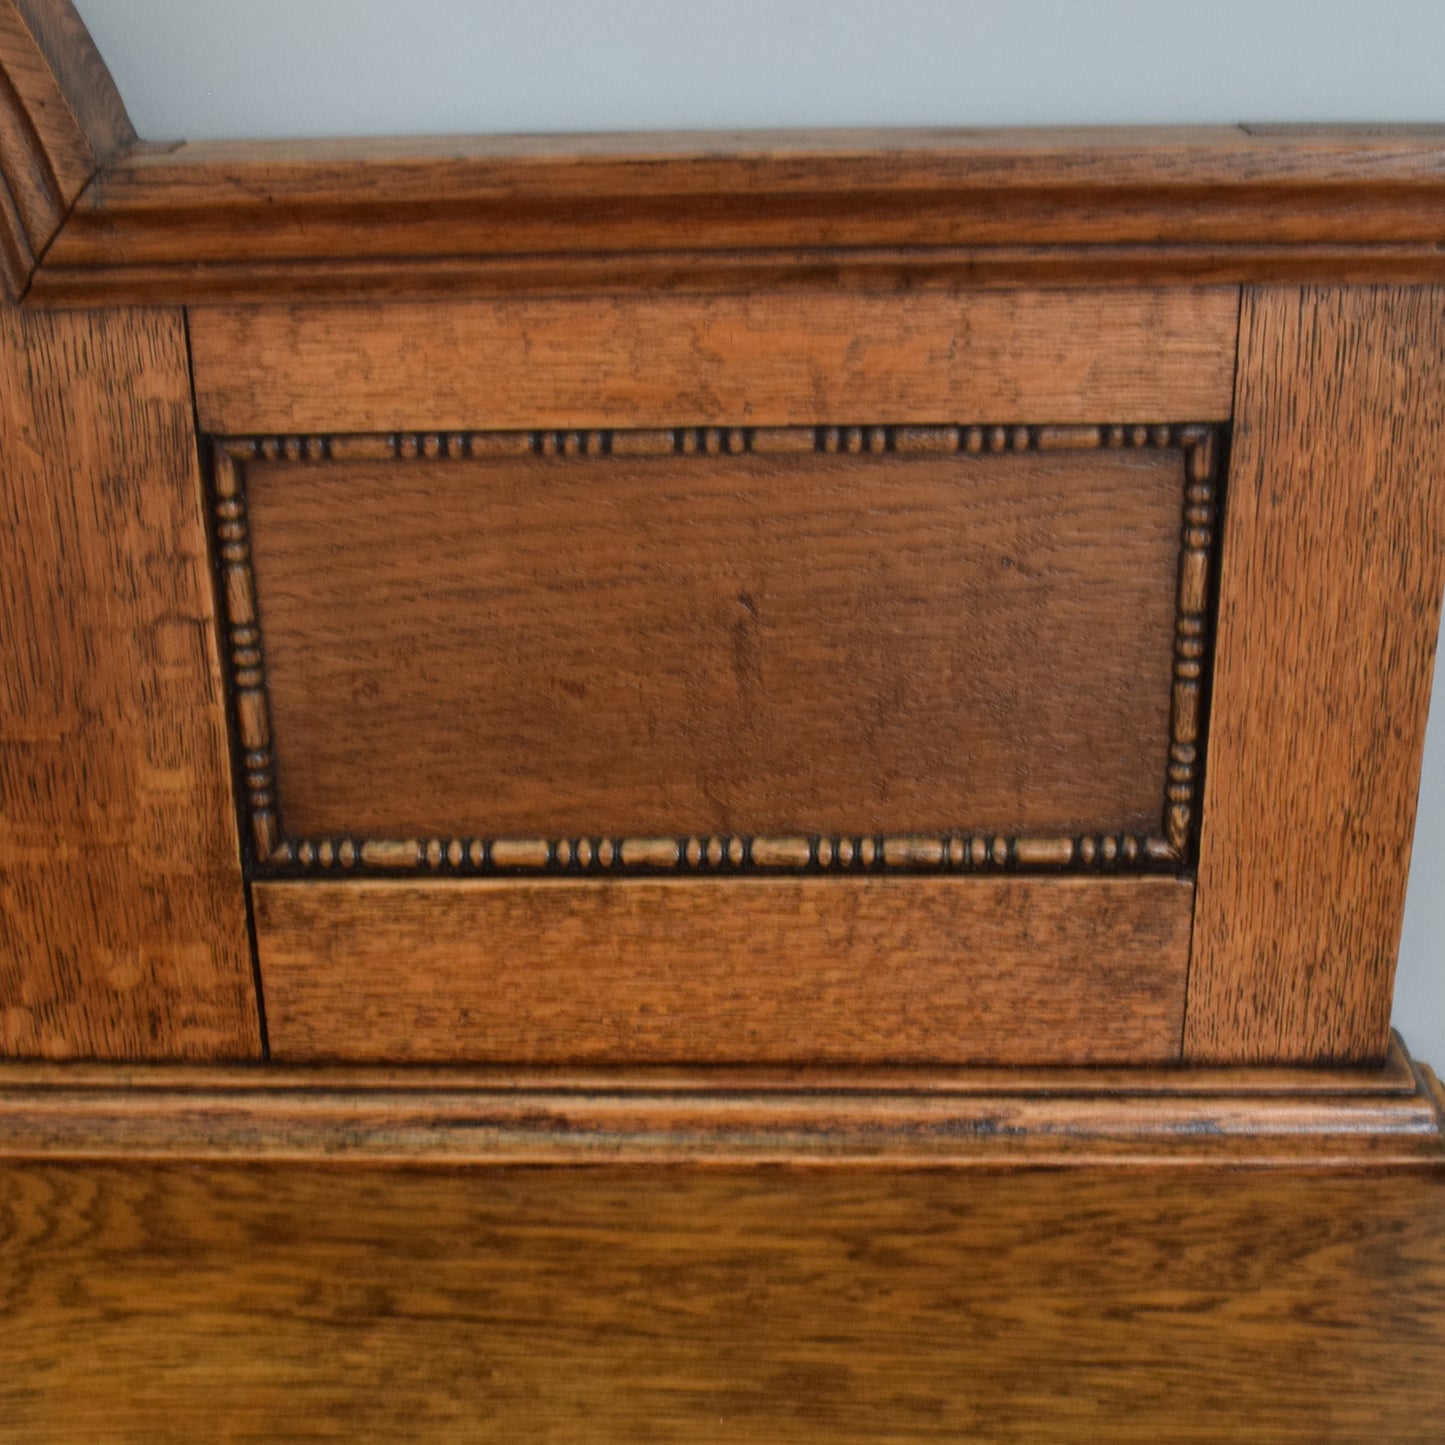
xmin=208 ymin=421 xmax=1224 ymax=879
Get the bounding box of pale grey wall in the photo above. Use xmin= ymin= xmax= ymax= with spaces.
xmin=72 ymin=0 xmax=1445 ymax=139
xmin=69 ymin=0 xmax=1445 ymax=1067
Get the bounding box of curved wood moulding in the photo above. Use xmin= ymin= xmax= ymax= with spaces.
xmin=0 ymin=0 xmax=130 ymax=298
xmin=2 ymin=4 xmax=1445 ymax=302
xmin=0 ymin=1035 xmax=1441 ymax=1167
xmin=36 ymin=127 xmax=1445 ymax=303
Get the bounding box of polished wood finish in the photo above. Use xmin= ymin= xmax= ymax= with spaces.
xmin=0 ymin=11 xmax=1443 ymax=1426
xmin=253 ymin=876 xmax=1192 ymax=1064
xmin=0 ymin=306 xmax=259 ymax=1060
xmin=1189 ymin=287 xmax=1445 ymax=1065
xmin=189 ymin=288 xmax=1239 ymax=436
xmin=0 ymin=0 xmax=131 ymax=299
xmin=1 ymin=1038 xmax=1439 ymax=1166
xmin=28 ymin=125 xmax=1445 ymax=304
xmin=2 ymin=1159 xmax=1443 ymax=1441
xmin=234 ymin=427 xmax=1198 ymax=853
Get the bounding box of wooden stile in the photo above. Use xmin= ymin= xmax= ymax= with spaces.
xmin=0 ymin=304 xmax=258 ymax=1060
xmin=1188 ymin=286 xmax=1445 ymax=1064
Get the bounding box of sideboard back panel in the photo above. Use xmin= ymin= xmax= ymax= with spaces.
xmin=2 ymin=60 xmax=1443 ymax=1076
xmin=193 ymin=286 xmax=1230 ymax=1065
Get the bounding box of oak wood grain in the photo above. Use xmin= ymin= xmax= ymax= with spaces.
xmin=31 ymin=125 xmax=1445 ymax=304
xmin=241 ymin=438 xmax=1184 ymax=844
xmin=1 ymin=1160 xmax=1443 ymax=1441
xmin=253 ymin=876 xmax=1191 ymax=1065
xmin=0 ymin=305 xmax=258 ymax=1059
xmin=189 ymin=288 xmax=1239 ymax=436
xmin=0 ymin=0 xmax=133 ymax=298
xmin=1188 ymin=286 xmax=1445 ymax=1064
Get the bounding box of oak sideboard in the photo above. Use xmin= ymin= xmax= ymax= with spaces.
xmin=1 ymin=3 xmax=1443 ymax=1439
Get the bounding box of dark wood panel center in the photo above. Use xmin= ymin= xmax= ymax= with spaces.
xmin=218 ymin=423 xmax=1214 ymax=869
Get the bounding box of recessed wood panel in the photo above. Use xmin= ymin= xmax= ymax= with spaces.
xmin=254 ymin=876 xmax=1193 ymax=1065
xmin=223 ymin=424 xmax=1218 ymax=865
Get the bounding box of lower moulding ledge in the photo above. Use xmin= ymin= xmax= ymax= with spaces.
xmin=0 ymin=1038 xmax=1441 ymax=1170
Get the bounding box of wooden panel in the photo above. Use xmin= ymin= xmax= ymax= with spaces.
xmin=3 ymin=1161 xmax=1444 ymax=1441
xmin=240 ymin=432 xmax=1187 ymax=846
xmin=189 ymin=288 xmax=1239 ymax=435
xmin=0 ymin=306 xmax=258 ymax=1059
xmin=1188 ymin=286 xmax=1445 ymax=1064
xmin=254 ymin=876 xmax=1192 ymax=1064
xmin=32 ymin=126 xmax=1445 ymax=303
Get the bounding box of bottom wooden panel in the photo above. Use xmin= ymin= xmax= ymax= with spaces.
xmin=254 ymin=876 xmax=1192 ymax=1064
xmin=1 ymin=1158 xmax=1442 ymax=1443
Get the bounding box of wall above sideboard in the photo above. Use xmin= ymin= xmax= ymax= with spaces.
xmin=73 ymin=0 xmax=1445 ymax=139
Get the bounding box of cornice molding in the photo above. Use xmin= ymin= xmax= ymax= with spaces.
xmin=24 ymin=124 xmax=1445 ymax=305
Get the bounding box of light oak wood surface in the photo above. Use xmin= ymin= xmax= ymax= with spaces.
xmin=1 ymin=6 xmax=1445 ymax=1433
xmin=1 ymin=1039 xmax=1439 ymax=1168
xmin=189 ymin=288 xmax=1239 ymax=436
xmin=254 ymin=876 xmax=1193 ymax=1065
xmin=0 ymin=305 xmax=258 ymax=1060
xmin=0 ymin=0 xmax=131 ymax=297
xmin=1188 ymin=286 xmax=1445 ymax=1064
xmin=1 ymin=1031 xmax=1424 ymax=1098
